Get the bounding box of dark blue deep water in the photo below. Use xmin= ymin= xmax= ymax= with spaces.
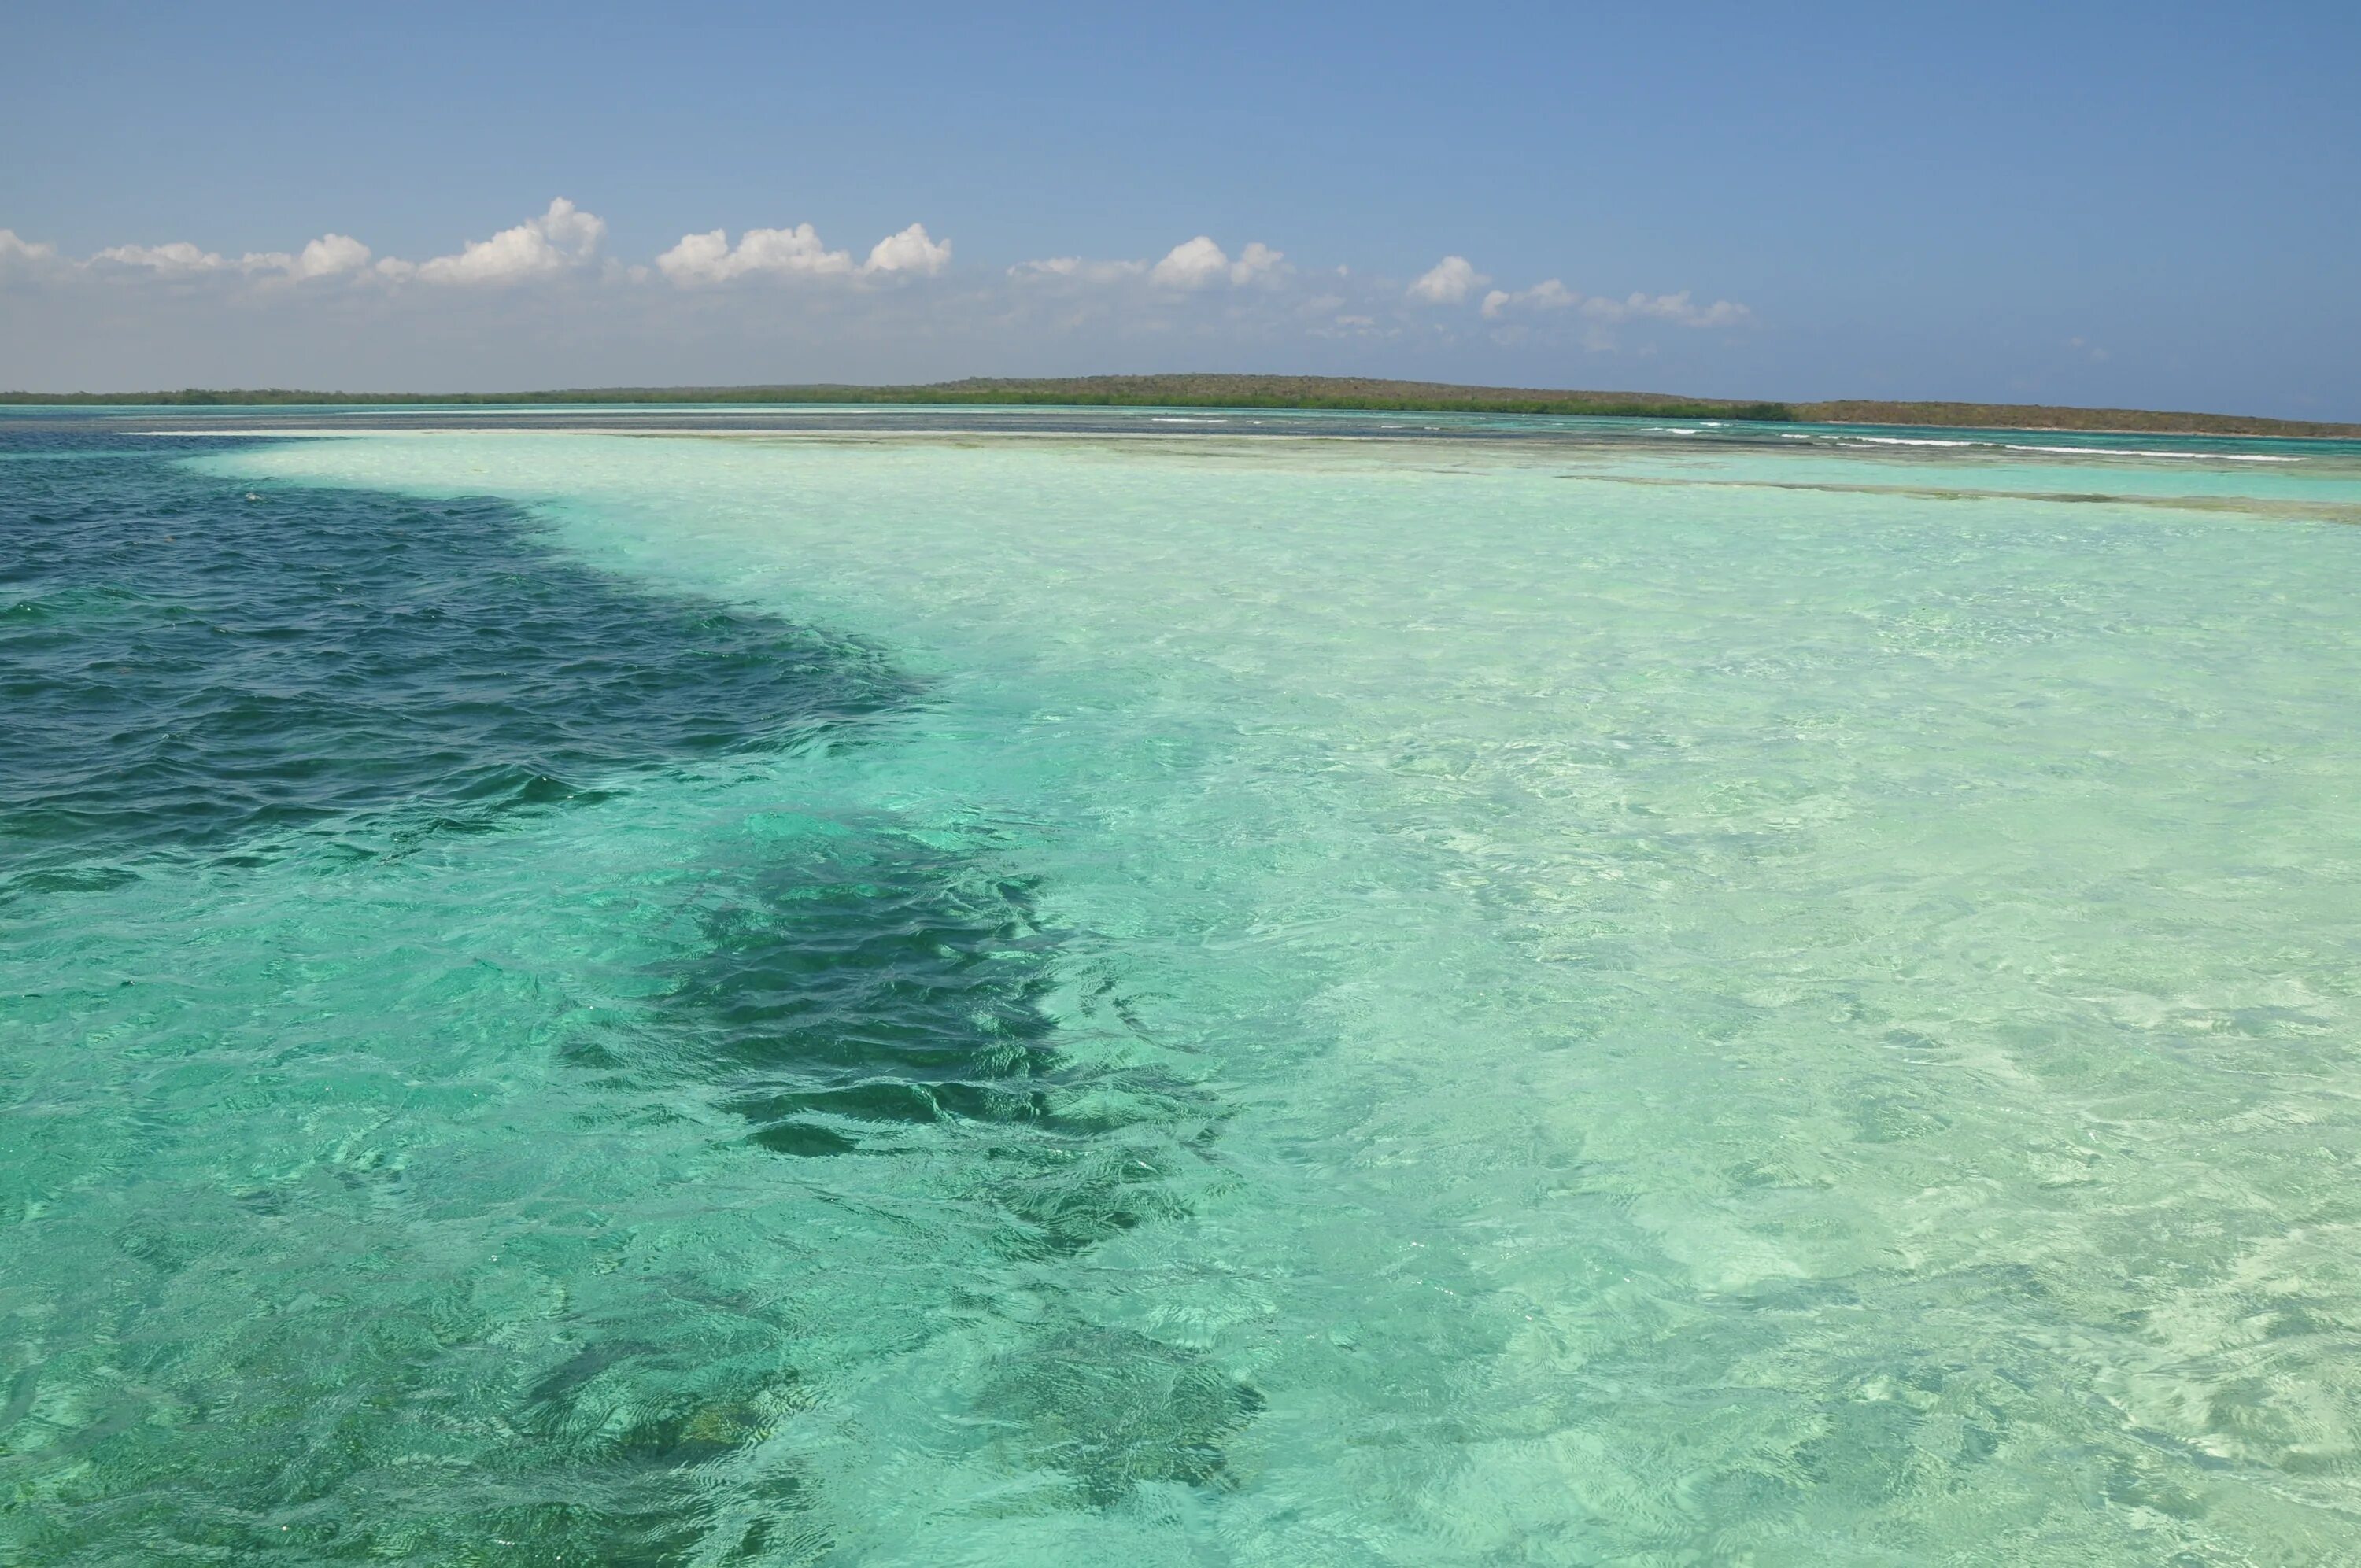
xmin=2 ymin=429 xmax=913 ymax=894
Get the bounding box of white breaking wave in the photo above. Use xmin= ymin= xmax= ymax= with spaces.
xmin=2001 ymin=444 xmax=2300 ymax=462
xmin=1798 ymin=431 xmax=2302 ymax=463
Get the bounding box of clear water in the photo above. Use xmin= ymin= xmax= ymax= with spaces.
xmin=6 ymin=408 xmax=2361 ymax=1564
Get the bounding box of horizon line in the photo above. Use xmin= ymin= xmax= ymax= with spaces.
xmin=2 ymin=374 xmax=2355 ymax=439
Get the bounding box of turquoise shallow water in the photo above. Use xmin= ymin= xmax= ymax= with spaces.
xmin=6 ymin=409 xmax=2361 ymax=1563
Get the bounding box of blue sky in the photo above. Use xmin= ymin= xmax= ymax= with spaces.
xmin=4 ymin=0 xmax=2357 ymax=413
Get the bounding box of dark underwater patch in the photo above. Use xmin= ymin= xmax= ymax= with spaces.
xmin=0 ymin=429 xmax=914 ymax=896
xmin=606 ymin=825 xmax=1257 ymax=1518
xmin=647 ymin=824 xmax=1209 ymax=1260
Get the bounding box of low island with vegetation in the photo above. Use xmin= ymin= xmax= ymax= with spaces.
xmin=5 ymin=374 xmax=2355 ymax=438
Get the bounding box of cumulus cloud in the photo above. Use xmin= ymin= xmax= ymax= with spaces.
xmin=658 ymin=223 xmax=852 ymax=284
xmin=863 ymin=222 xmax=951 ymax=276
xmin=1229 ymin=241 xmax=1287 ymax=285
xmin=1147 ymin=236 xmax=1288 ymax=289
xmin=1409 ymin=255 xmax=1488 ymax=304
xmin=657 ymin=220 xmax=952 ymax=284
xmin=387 ymin=198 xmax=605 ymax=286
xmin=1151 ymin=236 xmax=1230 ymax=289
xmin=286 ymin=233 xmax=372 ymax=279
xmin=1480 ymin=278 xmax=1576 ymax=319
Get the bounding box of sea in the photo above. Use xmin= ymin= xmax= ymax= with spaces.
xmin=5 ymin=404 xmax=2360 ymax=1564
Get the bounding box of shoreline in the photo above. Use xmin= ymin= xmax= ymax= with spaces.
xmin=4 ymin=374 xmax=2355 ymax=443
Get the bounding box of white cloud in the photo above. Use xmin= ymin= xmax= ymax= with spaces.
xmin=1229 ymin=241 xmax=1287 ymax=285
xmin=658 ymin=225 xmax=848 ymax=284
xmin=288 ymin=233 xmax=372 ymax=279
xmin=1480 ymin=278 xmax=1576 ymax=319
xmin=656 ymin=220 xmax=951 ymax=285
xmin=408 ymin=198 xmax=605 ymax=286
xmin=1141 ymin=236 xmax=1287 ymax=289
xmin=0 ymin=229 xmax=57 ymax=265
xmin=83 ymin=233 xmax=372 ymax=282
xmin=1409 ymin=255 xmax=1488 ymax=304
xmin=863 ymin=222 xmax=951 ymax=276
xmin=6 ymin=208 xmax=1761 ymax=377
xmin=91 ymin=241 xmax=228 ymax=273
xmin=1151 ymin=236 xmax=1231 ymax=290
xmin=0 ymin=229 xmax=68 ymax=287
xmin=1581 ymin=290 xmax=1748 ymax=327
xmin=656 ymin=222 xmax=875 ymax=284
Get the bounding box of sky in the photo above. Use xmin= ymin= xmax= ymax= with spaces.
xmin=3 ymin=0 xmax=2358 ymax=414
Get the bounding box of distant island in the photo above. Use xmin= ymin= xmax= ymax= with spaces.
xmin=6 ymin=374 xmax=2355 ymax=439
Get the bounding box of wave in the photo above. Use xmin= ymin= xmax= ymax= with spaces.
xmin=2001 ymin=443 xmax=2301 ymax=462
xmin=1798 ymin=431 xmax=2304 ymax=463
